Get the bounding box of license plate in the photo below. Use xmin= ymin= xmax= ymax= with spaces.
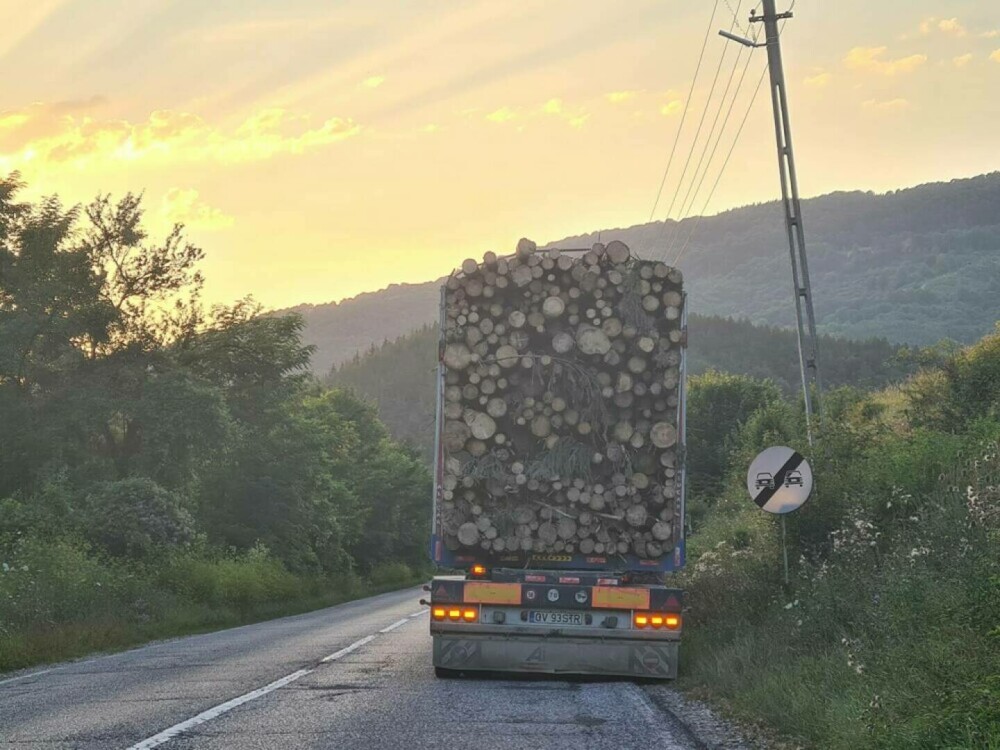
xmin=527 ymin=610 xmax=584 ymax=626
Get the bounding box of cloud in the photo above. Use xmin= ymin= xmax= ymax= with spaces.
xmin=542 ymin=98 xmax=563 ymax=115
xmin=482 ymin=99 xmax=590 ymax=130
xmin=160 ymin=188 xmax=234 ymax=230
xmin=983 ymin=31 xmax=1000 ymax=39
xmin=919 ymin=17 xmax=967 ymax=37
xmin=953 ymin=53 xmax=973 ymax=68
xmin=992 ymin=49 xmax=1000 ymax=63
xmin=0 ymin=103 xmax=361 ymax=175
xmin=360 ymin=75 xmax=385 ymax=89
xmin=862 ymin=98 xmax=910 ymax=113
xmin=844 ymin=46 xmax=927 ymax=76
xmin=804 ymin=71 xmax=832 ymax=87
xmin=937 ymin=18 xmax=967 ymax=37
xmin=605 ymin=90 xmax=640 ymax=103
xmin=420 ymin=123 xmax=440 ymax=133
xmin=660 ymin=101 xmax=682 ymax=116
xmin=485 ymin=106 xmax=517 ymax=123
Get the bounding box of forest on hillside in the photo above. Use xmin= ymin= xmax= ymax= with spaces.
xmin=558 ymin=172 xmax=1000 ymax=346
xmin=328 ymin=317 xmax=911 ymax=460
xmin=291 ymin=173 xmax=1000 ymax=374
xmin=0 ymin=177 xmax=429 ymax=671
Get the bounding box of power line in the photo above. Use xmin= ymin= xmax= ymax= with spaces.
xmin=664 ymin=4 xmax=756 ymax=258
xmin=671 ymin=60 xmax=769 ymax=265
xmin=665 ymin=19 xmax=762 ymax=259
xmin=644 ymin=1 xmax=720 ymax=231
xmin=657 ymin=5 xmax=742 ymax=249
xmin=671 ymin=13 xmax=791 ymax=266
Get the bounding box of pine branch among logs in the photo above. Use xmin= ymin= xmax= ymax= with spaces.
xmin=438 ymin=239 xmax=684 ymax=560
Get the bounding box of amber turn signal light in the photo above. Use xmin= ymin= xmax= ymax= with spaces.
xmin=634 ymin=612 xmax=682 ymax=630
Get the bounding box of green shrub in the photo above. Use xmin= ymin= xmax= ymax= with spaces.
xmin=80 ymin=478 xmax=196 ymax=557
xmin=368 ymin=561 xmax=414 ymax=588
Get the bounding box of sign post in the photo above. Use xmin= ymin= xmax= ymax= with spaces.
xmin=746 ymin=446 xmax=813 ymax=585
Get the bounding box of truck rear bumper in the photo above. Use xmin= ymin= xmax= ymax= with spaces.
xmin=432 ymin=633 xmax=678 ymax=679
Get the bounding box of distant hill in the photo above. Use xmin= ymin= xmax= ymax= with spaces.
xmin=328 ymin=316 xmax=908 ymax=458
xmin=285 ymin=281 xmax=440 ymax=375
xmin=285 ymin=172 xmax=1000 ymax=371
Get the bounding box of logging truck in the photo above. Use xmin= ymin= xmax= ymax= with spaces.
xmin=427 ymin=239 xmax=686 ymax=679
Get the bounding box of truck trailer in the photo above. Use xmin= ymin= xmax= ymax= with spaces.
xmin=427 ymin=240 xmax=686 ymax=679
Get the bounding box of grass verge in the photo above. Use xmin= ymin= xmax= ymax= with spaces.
xmin=0 ymin=540 xmax=427 ymax=675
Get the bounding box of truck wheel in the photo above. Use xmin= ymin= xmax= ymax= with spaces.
xmin=435 ymin=667 xmax=460 ymax=679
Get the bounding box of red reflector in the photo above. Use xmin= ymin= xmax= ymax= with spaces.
xmin=525 ymin=575 xmax=546 ymax=582
xmin=558 ymin=577 xmax=580 ymax=584
xmin=597 ymin=578 xmax=619 ymax=586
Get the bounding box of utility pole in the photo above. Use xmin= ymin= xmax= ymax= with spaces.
xmin=723 ymin=1 xmax=823 ymax=446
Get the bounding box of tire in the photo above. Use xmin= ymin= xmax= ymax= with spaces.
xmin=435 ymin=667 xmax=460 ymax=679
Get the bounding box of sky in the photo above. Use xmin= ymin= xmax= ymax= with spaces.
xmin=1 ymin=0 xmax=999 ymax=309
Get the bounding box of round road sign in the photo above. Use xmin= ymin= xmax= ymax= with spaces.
xmin=746 ymin=446 xmax=813 ymax=514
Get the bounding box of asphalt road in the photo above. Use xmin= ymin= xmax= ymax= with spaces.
xmin=0 ymin=586 xmax=706 ymax=749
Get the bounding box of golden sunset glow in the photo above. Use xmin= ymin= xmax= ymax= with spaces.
xmin=2 ymin=0 xmax=999 ymax=309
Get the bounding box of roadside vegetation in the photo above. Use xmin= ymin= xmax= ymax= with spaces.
xmin=680 ymin=336 xmax=1000 ymax=748
xmin=0 ymin=176 xmax=430 ymax=673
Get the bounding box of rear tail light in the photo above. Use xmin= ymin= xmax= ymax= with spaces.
xmin=470 ymin=564 xmax=488 ymax=578
xmin=634 ymin=612 xmax=682 ymax=630
xmin=431 ymin=606 xmax=480 ymax=623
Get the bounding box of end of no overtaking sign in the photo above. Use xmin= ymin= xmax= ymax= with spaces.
xmin=746 ymin=445 xmax=813 ymax=514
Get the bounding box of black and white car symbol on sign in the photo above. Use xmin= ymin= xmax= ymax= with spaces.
xmin=755 ymin=472 xmax=775 ymax=490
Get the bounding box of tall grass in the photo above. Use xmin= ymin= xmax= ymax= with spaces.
xmin=0 ymin=540 xmax=425 ymax=673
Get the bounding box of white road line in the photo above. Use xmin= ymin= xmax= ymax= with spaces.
xmin=408 ymin=609 xmax=428 ymax=618
xmin=321 ymin=634 xmax=376 ymax=663
xmin=378 ymin=618 xmax=409 ymax=633
xmin=124 ymin=612 xmax=418 ymax=748
xmin=125 ymin=668 xmax=313 ymax=750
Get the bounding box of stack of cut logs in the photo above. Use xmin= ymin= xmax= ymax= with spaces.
xmin=438 ymin=238 xmax=684 ymax=560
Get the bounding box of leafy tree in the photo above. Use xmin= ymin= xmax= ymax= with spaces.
xmin=0 ymin=175 xmax=432 ymax=580
xmin=686 ymin=371 xmax=783 ymax=495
